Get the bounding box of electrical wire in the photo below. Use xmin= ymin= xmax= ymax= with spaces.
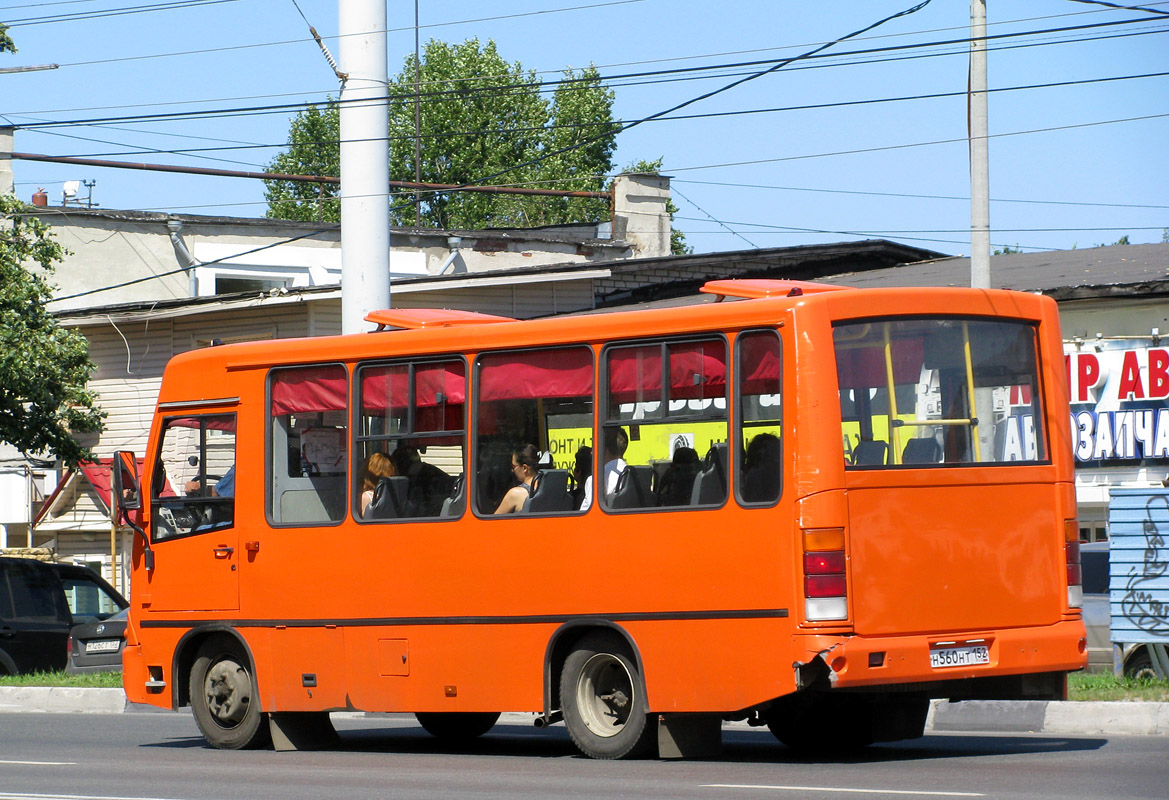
xmin=671 ymin=185 xmax=758 ymax=249
xmin=17 ymin=69 xmax=1168 ymax=161
xmin=48 ymin=223 xmax=337 ymax=302
xmin=3 ymin=0 xmax=239 ymax=27
xmin=1067 ymin=0 xmax=1169 ymax=15
xmin=671 ymin=179 xmax=1169 ymax=211
xmin=663 ymin=112 xmax=1169 ymax=174
xmin=7 ymin=14 xmax=1163 ymax=130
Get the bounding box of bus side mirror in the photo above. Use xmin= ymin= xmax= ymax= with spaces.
xmin=112 ymin=450 xmax=141 ymax=511
xmin=112 ymin=450 xmax=154 ymax=572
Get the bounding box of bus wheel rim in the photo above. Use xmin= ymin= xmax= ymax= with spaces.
xmin=204 ymin=658 xmax=251 ymax=728
xmin=576 ymin=652 xmax=634 ymax=738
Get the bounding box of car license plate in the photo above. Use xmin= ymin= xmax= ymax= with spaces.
xmin=85 ymin=640 xmax=121 ymax=654
xmin=929 ymin=644 xmax=989 ymax=668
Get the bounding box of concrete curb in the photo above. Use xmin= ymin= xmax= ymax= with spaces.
xmin=2 ymin=688 xmax=1166 ymax=736
xmin=0 ymin=686 xmax=129 ymax=714
xmin=926 ymin=699 xmax=1169 ymax=735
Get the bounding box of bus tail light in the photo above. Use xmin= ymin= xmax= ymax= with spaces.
xmin=804 ymin=528 xmax=847 ymax=621
xmin=1065 ymin=519 xmax=1082 ymax=609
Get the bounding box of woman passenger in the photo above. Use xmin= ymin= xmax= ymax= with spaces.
xmin=360 ymin=451 xmax=397 ymax=516
xmin=494 ymin=444 xmax=540 ymax=514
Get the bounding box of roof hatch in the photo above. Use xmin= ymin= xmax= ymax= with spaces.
xmin=364 ymin=308 xmax=516 ymax=331
xmin=700 ymin=279 xmax=854 ymax=300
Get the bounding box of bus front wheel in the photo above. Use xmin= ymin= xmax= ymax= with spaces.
xmin=560 ymin=632 xmax=655 ymax=760
xmin=190 ymin=636 xmax=270 ymax=750
xmin=415 ymin=712 xmax=500 ymax=741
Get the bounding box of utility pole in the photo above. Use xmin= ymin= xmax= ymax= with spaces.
xmin=339 ymin=0 xmax=392 ymax=333
xmin=414 ymin=0 xmax=423 ymax=227
xmin=969 ymin=0 xmax=991 ymax=288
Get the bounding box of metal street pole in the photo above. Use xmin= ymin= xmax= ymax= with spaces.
xmin=339 ymin=0 xmax=391 ymax=333
xmin=969 ymin=0 xmax=991 ymax=288
xmin=0 ymin=64 xmax=57 ymax=75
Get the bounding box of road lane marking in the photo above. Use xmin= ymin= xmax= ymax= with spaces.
xmin=702 ymin=786 xmax=984 ymax=797
xmin=0 ymin=761 xmax=77 ymax=766
xmin=0 ymin=793 xmax=190 ymax=800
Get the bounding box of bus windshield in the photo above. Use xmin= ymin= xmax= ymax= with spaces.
xmin=835 ymin=317 xmax=1047 ymax=467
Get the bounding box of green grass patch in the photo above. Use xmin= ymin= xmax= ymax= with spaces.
xmin=0 ymin=670 xmax=123 ymax=689
xmin=1069 ymin=671 xmax=1169 ymax=702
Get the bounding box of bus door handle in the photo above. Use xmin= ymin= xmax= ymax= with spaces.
xmin=212 ymin=545 xmax=234 ymax=559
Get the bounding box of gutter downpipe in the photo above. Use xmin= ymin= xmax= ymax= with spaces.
xmin=167 ymin=218 xmax=199 ymax=296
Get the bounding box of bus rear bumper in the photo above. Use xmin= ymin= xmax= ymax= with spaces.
xmin=797 ymin=619 xmax=1088 ymax=694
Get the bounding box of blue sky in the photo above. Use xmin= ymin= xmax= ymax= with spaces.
xmin=2 ymin=0 xmax=1166 ymax=258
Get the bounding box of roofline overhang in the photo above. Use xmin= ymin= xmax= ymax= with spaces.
xmin=54 ymin=266 xmax=613 ymax=326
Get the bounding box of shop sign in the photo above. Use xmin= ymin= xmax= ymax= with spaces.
xmin=1065 ymin=341 xmax=1169 ymax=464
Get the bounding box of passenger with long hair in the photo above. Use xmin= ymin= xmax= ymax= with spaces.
xmin=494 ymin=444 xmax=541 ymax=514
xmin=360 ymin=451 xmax=397 ymax=516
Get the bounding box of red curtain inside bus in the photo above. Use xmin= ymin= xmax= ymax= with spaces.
xmin=739 ymin=332 xmax=781 ymax=396
xmin=478 ymin=347 xmax=593 ymax=401
xmin=360 ymin=361 xmax=466 ymax=436
xmin=607 ymin=341 xmax=727 ymax=405
xmin=270 ymin=365 xmax=348 ymax=415
xmin=169 ymin=415 xmax=237 ymax=432
xmin=835 ymin=341 xmax=925 ymax=390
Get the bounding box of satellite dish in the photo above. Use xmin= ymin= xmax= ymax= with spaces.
xmin=62 ymin=180 xmax=80 ymax=198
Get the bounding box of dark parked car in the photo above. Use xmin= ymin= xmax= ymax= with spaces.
xmin=0 ymin=557 xmax=72 ymax=676
xmin=51 ymin=562 xmax=128 ymax=625
xmin=66 ymin=607 xmax=128 ymax=674
xmin=0 ymin=556 xmax=128 ymax=676
xmin=52 ymin=562 xmax=129 ymax=675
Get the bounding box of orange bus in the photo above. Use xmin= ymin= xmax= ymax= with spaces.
xmin=113 ymin=279 xmax=1088 ymax=759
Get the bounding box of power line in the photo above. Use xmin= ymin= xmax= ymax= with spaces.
xmin=672 ymin=179 xmax=1169 ymax=211
xmin=48 ymin=224 xmax=338 ymax=303
xmin=676 ymin=216 xmax=1167 ymax=235
xmin=671 ymin=185 xmax=758 ymax=249
xmin=17 ymin=69 xmax=1168 ymax=162
xmin=664 ymin=112 xmax=1169 ymax=174
xmin=12 ymin=110 xmax=1166 ymax=211
xmin=4 ymin=0 xmax=239 ymax=27
xmin=1067 ymin=0 xmax=1169 ymax=15
xmin=7 ymin=14 xmax=1163 ymax=132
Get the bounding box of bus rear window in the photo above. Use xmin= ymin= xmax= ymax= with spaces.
xmin=834 ymin=318 xmax=1046 ymax=467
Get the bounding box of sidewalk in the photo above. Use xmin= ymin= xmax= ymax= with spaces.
xmin=2 ymin=687 xmax=1167 ymax=735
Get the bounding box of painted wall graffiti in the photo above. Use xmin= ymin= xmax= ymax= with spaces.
xmin=1108 ymin=489 xmax=1169 ymax=645
xmin=1121 ymin=495 xmax=1169 ymax=637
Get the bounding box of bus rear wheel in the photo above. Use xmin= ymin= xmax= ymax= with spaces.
xmin=765 ymin=694 xmax=873 ymax=752
xmin=415 ymin=712 xmax=500 ymax=741
xmin=190 ymin=636 xmax=270 ymax=750
xmin=560 ymin=632 xmax=655 ymax=760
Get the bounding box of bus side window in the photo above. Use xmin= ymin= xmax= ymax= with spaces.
xmin=355 ymin=358 xmax=466 ymax=521
xmin=603 ymin=338 xmax=728 ymax=512
xmin=474 ymin=347 xmax=593 ymax=516
xmin=736 ymin=330 xmax=782 ymax=506
xmin=268 ymin=364 xmax=348 ymax=525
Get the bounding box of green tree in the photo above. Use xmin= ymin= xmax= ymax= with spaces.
xmin=265 ymin=38 xmax=617 ymax=230
xmin=0 ymin=22 xmax=15 ymax=54
xmin=617 ymin=158 xmax=692 ymax=256
xmin=0 ymin=196 xmax=104 ymax=466
xmin=264 ymin=103 xmax=340 ymax=223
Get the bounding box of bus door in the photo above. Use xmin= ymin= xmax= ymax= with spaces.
xmin=145 ymin=412 xmax=240 ymax=612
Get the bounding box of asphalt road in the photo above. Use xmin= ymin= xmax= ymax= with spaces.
xmin=0 ymin=712 xmax=1165 ymax=800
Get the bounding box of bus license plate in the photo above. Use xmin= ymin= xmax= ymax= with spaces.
xmin=929 ymin=644 xmax=989 ymax=669
xmin=85 ymin=640 xmax=121 ymax=654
